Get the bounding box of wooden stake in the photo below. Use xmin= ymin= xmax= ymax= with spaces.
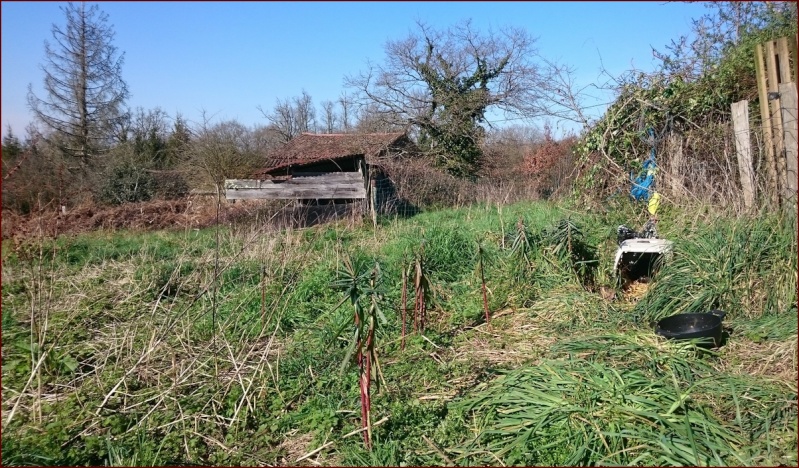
xmin=732 ymin=100 xmax=756 ymax=209
xmin=755 ymin=43 xmax=779 ymax=206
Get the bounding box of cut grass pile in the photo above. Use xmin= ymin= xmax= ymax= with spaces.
xmin=1 ymin=200 xmax=796 ymax=466
xmin=452 ymin=359 xmax=748 ymax=466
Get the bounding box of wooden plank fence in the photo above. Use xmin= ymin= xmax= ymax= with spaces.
xmin=754 ymin=36 xmax=797 ymax=207
xmin=779 ymin=82 xmax=798 ymax=205
xmin=224 ymin=172 xmax=367 ymax=200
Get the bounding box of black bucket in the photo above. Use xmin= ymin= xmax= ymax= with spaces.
xmin=655 ymin=310 xmax=726 ymax=348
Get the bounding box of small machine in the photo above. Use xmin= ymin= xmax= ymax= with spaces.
xmin=613 ymin=236 xmax=673 ymax=282
xmin=614 ymin=128 xmax=673 ymax=281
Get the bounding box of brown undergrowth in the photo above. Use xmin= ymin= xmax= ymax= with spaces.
xmin=2 ymin=197 xmax=365 ymax=241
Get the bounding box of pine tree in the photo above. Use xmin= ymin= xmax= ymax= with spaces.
xmin=27 ymin=2 xmax=128 ymax=164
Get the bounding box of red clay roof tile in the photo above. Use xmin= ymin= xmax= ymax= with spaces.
xmin=255 ymin=132 xmax=408 ymax=176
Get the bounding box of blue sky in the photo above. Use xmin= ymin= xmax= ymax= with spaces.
xmin=1 ymin=1 xmax=709 ymax=138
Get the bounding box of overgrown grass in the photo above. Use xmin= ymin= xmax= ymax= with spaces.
xmin=2 ymin=200 xmax=795 ymax=466
xmin=451 ymin=360 xmax=746 ymax=466
xmin=635 ymin=210 xmax=797 ymax=323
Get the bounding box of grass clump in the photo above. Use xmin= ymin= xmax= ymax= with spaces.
xmin=450 ymin=359 xmax=751 ymax=466
xmin=635 ymin=213 xmax=797 ymax=323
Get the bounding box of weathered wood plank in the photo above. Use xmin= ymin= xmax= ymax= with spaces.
xmin=732 ymin=100 xmax=755 ymax=209
xmin=755 ymin=43 xmax=779 ymax=206
xmin=777 ymin=38 xmax=792 ymax=83
xmin=227 ymin=182 xmax=364 ymax=192
xmin=290 ymin=171 xmax=364 ymax=178
xmin=667 ymin=133 xmax=684 ymax=195
xmin=779 ymin=82 xmax=798 ymax=205
xmin=789 ymin=36 xmax=799 ymax=84
xmin=766 ymin=41 xmax=788 ymax=203
xmin=226 ymin=189 xmax=366 ymax=200
xmin=294 ymin=172 xmax=363 ymax=180
xmin=225 ymin=172 xmax=363 ymax=189
xmin=226 ymin=182 xmax=365 ymax=191
xmin=225 ymin=184 xmax=366 ymax=200
xmin=226 ymin=180 xmax=364 ymax=189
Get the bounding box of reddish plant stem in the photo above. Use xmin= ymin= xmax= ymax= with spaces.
xmin=358 ymin=348 xmax=369 ymax=448
xmin=401 ymin=267 xmax=407 ymax=350
xmin=364 ymin=330 xmax=373 ymax=449
xmin=419 ymin=288 xmax=426 ymax=332
xmin=480 ymin=259 xmax=490 ymax=324
xmin=415 ymin=287 xmax=422 ymax=333
xmin=414 ymin=288 xmax=424 ymax=333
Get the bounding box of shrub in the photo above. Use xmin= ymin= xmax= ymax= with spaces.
xmin=522 ymin=126 xmax=578 ymax=199
xmin=99 ymin=162 xmax=155 ymax=205
xmin=150 ymin=170 xmax=189 ymax=200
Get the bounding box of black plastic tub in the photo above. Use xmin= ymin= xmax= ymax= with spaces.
xmin=655 ymin=310 xmax=726 ymax=348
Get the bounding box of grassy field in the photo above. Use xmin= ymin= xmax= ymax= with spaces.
xmin=2 ymin=199 xmax=796 ymax=466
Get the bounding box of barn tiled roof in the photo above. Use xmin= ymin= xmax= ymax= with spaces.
xmin=254 ymin=132 xmax=408 ymax=177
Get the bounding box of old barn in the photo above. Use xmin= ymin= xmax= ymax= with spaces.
xmin=224 ymin=132 xmax=417 ymax=213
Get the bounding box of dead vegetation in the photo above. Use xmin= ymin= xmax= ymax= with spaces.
xmin=2 ymin=196 xmax=368 ymax=242
xmin=453 ymin=309 xmax=557 ymax=368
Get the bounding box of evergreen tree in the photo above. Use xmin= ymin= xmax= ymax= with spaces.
xmin=27 ymin=2 xmax=128 ymax=163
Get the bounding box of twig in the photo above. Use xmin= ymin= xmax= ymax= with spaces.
xmin=295 ymin=441 xmax=334 ymax=463
xmin=96 ymin=330 xmax=159 ymax=414
xmin=418 ymin=393 xmax=456 ymax=401
xmin=469 ymin=325 xmax=502 ymax=338
xmin=191 ymin=431 xmax=232 ymax=453
xmin=428 ymin=352 xmax=445 ymax=365
xmin=342 ymin=416 xmax=389 ymax=439
xmin=421 ymin=334 xmax=440 ymax=349
xmin=296 ymin=416 xmax=389 ymax=463
xmin=422 ymin=435 xmax=454 ymax=465
xmin=3 ymin=345 xmax=52 ymax=427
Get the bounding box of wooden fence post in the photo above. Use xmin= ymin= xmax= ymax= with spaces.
xmin=755 ymin=44 xmax=780 ymax=206
xmin=779 ymin=83 xmax=798 ymax=206
xmin=731 ymin=100 xmax=756 ymax=209
xmin=666 ymin=133 xmax=684 ymax=196
xmin=766 ymin=41 xmax=788 ymax=201
xmin=755 ymin=37 xmax=798 ymax=208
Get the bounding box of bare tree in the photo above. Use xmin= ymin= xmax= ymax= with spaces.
xmin=293 ymin=91 xmax=317 ymax=135
xmin=354 ymin=103 xmax=405 ymax=134
xmin=346 ymin=20 xmax=556 ymax=177
xmin=184 ymin=114 xmax=263 ymax=190
xmin=262 ymin=97 xmax=297 ymax=143
xmin=27 ymin=2 xmax=128 ymax=163
xmin=481 ymin=124 xmax=542 ymax=178
xmin=250 ymin=124 xmax=285 ymax=156
xmin=339 ymin=91 xmax=353 ymax=133
xmin=258 ymin=90 xmax=317 ymax=143
xmin=320 ymin=100 xmax=337 ymax=133
xmin=653 ymin=1 xmax=797 ymax=80
xmin=535 ymin=59 xmax=605 ymax=130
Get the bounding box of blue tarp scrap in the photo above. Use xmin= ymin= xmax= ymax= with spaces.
xmin=630 ymin=129 xmax=657 ymax=202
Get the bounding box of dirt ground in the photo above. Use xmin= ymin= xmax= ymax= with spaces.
xmin=2 ymin=197 xmax=365 ymax=241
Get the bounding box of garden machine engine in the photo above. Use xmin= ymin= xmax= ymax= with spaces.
xmin=613 ymin=129 xmax=673 ymax=283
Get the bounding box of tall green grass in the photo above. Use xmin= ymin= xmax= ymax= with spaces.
xmin=454 ymin=361 xmax=735 ymax=465
xmin=635 ymin=212 xmax=797 ymax=323
xmin=2 ymin=200 xmax=796 ymax=466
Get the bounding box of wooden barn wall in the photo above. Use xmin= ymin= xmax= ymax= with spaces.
xmin=225 ymin=172 xmax=366 ymax=200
